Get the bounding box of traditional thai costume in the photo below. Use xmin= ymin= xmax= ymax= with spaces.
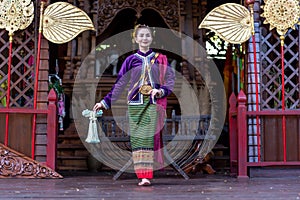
xmin=100 ymin=49 xmax=175 ymax=179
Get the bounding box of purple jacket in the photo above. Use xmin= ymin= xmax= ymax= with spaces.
xmin=101 ymin=49 xmax=175 ymax=109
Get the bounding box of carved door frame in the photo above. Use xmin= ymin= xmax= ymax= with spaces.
xmin=97 ymin=0 xmax=180 ymax=36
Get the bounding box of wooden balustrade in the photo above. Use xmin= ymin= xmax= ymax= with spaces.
xmin=229 ymin=90 xmax=300 ymax=178
xmin=0 ymin=89 xmax=60 ymax=178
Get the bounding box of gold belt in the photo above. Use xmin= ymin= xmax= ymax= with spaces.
xmin=139 ymin=84 xmax=152 ymax=96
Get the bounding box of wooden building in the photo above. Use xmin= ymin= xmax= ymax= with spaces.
xmin=0 ymin=0 xmax=299 ymax=178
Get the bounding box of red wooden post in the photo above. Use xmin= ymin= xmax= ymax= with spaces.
xmin=237 ymin=90 xmax=248 ymax=178
xmin=229 ymin=92 xmax=237 ymax=176
xmin=46 ymin=89 xmax=58 ymax=170
xmin=5 ymin=36 xmax=13 ymax=146
xmin=280 ymin=43 xmax=287 ymax=162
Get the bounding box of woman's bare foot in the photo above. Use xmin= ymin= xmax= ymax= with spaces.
xmin=138 ymin=178 xmax=151 ymax=186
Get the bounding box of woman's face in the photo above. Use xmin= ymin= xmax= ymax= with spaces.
xmin=134 ymin=28 xmax=153 ymax=50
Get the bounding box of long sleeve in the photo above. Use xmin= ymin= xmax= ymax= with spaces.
xmin=101 ymin=57 xmax=133 ymax=109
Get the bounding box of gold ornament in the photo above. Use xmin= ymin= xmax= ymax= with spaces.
xmin=139 ymin=85 xmax=152 ymax=96
xmin=199 ymin=3 xmax=252 ymax=44
xmin=261 ymin=0 xmax=300 ymax=36
xmin=42 ymin=2 xmax=95 ymax=44
xmin=0 ymin=0 xmax=34 ymax=35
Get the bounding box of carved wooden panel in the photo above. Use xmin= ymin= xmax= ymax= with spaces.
xmin=97 ymin=0 xmax=179 ymax=35
xmin=0 ymin=143 xmax=62 ymax=178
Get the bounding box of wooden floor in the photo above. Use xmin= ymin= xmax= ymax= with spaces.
xmin=1 ymin=168 xmax=300 ymax=200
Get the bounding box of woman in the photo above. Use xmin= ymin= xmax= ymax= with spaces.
xmin=93 ymin=24 xmax=175 ymax=186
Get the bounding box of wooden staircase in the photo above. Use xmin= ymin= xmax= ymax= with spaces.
xmin=211 ymin=144 xmax=230 ymax=173
xmin=210 ymin=125 xmax=231 ymax=174
xmin=57 ymin=122 xmax=91 ymax=171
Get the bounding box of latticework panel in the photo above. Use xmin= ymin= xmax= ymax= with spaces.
xmin=0 ymin=31 xmax=9 ymax=106
xmin=260 ymin=26 xmax=299 ymax=110
xmin=0 ymin=27 xmax=35 ymax=108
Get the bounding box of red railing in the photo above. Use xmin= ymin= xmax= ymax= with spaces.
xmin=0 ymin=89 xmax=58 ymax=170
xmin=229 ymin=90 xmax=300 ymax=178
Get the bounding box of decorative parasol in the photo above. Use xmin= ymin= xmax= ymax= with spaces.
xmin=42 ymin=2 xmax=95 ymax=44
xmin=261 ymin=0 xmax=299 ymax=39
xmin=198 ymin=3 xmax=252 ymax=44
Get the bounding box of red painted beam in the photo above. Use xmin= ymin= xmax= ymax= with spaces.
xmin=247 ymin=161 xmax=300 ymax=167
xmin=0 ymin=108 xmax=48 ymax=114
xmin=247 ymin=110 xmax=300 ymax=116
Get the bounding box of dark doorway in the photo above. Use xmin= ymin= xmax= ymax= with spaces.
xmin=96 ymin=8 xmax=182 ymax=76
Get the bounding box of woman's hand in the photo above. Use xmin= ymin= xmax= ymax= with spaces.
xmin=93 ymin=102 xmax=103 ymax=111
xmin=150 ymin=89 xmax=162 ymax=99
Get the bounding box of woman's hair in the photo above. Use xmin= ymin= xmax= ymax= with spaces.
xmin=132 ymin=24 xmax=152 ymax=39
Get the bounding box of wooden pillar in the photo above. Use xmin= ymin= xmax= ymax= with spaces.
xmin=79 ymin=0 xmax=92 ymax=79
xmin=237 ymin=90 xmax=248 ymax=178
xmin=46 ymin=89 xmax=58 ymax=170
xmin=181 ymin=0 xmax=195 ymax=81
xmin=229 ymin=92 xmax=237 ymax=176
